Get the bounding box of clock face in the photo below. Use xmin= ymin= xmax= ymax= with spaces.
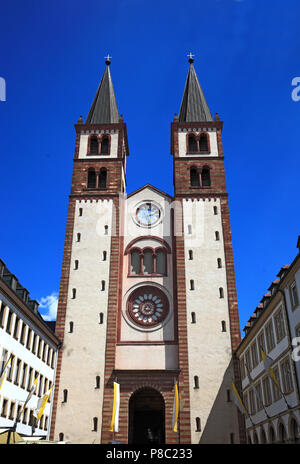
xmin=136 ymin=202 xmax=161 ymax=227
xmin=127 ymin=286 xmax=169 ymax=327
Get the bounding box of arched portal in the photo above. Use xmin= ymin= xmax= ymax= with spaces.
xmin=128 ymin=387 xmax=165 ymax=444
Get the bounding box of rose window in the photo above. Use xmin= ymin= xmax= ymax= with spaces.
xmin=127 ymin=286 xmax=169 ymax=327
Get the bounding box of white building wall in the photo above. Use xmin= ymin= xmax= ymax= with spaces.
xmin=53 ymin=199 xmax=113 ymax=444
xmin=182 ymin=198 xmax=238 ymax=443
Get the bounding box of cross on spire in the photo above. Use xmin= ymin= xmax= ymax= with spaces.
xmin=105 ymin=54 xmax=112 ymax=65
xmin=187 ymin=52 xmax=195 ymax=63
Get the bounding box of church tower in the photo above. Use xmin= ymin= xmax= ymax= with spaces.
xmin=50 ymin=56 xmax=245 ymax=444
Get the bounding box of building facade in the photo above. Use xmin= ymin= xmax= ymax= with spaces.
xmin=50 ymin=57 xmax=245 ymax=444
xmin=236 ymin=237 xmax=300 ymax=443
xmin=0 ymin=259 xmax=61 ymax=438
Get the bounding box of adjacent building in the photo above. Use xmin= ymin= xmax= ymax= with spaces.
xmin=0 ymin=258 xmax=61 ymax=438
xmin=50 ymin=57 xmax=245 ymax=444
xmin=236 ymin=237 xmax=300 ymax=443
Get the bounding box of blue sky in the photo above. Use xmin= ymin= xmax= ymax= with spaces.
xmin=0 ymin=0 xmax=299 ymax=332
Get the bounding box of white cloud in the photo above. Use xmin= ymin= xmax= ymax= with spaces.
xmin=38 ymin=292 xmax=58 ymax=321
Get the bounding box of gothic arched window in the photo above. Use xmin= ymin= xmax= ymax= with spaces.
xmin=201 ymin=167 xmax=211 ymax=187
xmin=90 ymin=136 xmax=99 ymax=155
xmin=87 ymin=169 xmax=96 ymax=188
xmin=156 ymin=249 xmax=167 ymax=275
xmin=199 ymin=133 xmax=209 ymax=152
xmin=99 ymin=168 xmax=107 ymax=189
xmin=143 ymin=249 xmax=154 ymax=275
xmin=101 ymin=136 xmax=109 ymax=154
xmin=190 ymin=168 xmax=200 ymax=187
xmin=188 ymin=134 xmax=197 ymax=152
xmin=130 ymin=250 xmax=141 ymax=275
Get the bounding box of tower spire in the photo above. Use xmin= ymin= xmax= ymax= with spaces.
xmin=178 ymin=55 xmax=213 ymax=122
xmin=85 ymin=56 xmax=119 ymax=124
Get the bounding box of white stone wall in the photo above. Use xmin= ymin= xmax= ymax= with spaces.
xmin=182 ymin=198 xmax=239 ymax=443
xmin=78 ymin=132 xmax=119 ymax=159
xmin=54 ymin=199 xmax=113 ymax=444
xmin=178 ymin=129 xmax=219 ymax=157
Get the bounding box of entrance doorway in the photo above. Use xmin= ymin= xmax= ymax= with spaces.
xmin=128 ymin=387 xmax=165 ymax=444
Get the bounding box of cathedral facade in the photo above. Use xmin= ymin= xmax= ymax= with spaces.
xmin=50 ymin=57 xmax=245 ymax=444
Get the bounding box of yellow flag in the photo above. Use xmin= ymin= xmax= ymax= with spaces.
xmin=261 ymin=348 xmax=281 ymax=391
xmin=34 ymin=385 xmax=53 ymax=421
xmin=0 ymin=355 xmax=13 ymax=391
xmin=172 ymin=382 xmax=179 ymax=432
xmin=109 ymin=382 xmax=120 ymax=433
xmin=232 ymin=382 xmax=248 ymax=416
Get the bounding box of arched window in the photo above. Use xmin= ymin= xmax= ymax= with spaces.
xmin=188 ymin=250 xmax=193 ymax=260
xmin=290 ymin=418 xmax=300 ymax=443
xmin=93 ymin=417 xmax=98 ymax=431
xmin=130 ymin=250 xmax=141 ymax=274
xmin=278 ymin=423 xmax=287 ymax=443
xmin=191 ymin=312 xmax=196 ymax=323
xmin=101 ymin=136 xmax=109 ymax=154
xmin=190 ymin=280 xmax=195 ymax=291
xmin=101 ymin=281 xmax=105 ymax=291
xmin=219 ymin=287 xmax=224 ymax=298
xmin=156 ymin=249 xmax=166 ymax=275
xmin=99 ymin=168 xmax=107 ymax=189
xmin=199 ymin=133 xmax=209 ymax=152
xmin=62 ymin=389 xmax=68 ymax=403
xmin=104 ymin=225 xmax=108 ymax=235
xmin=221 ymin=321 xmax=226 ymax=332
xmin=143 ymin=249 xmax=153 ymax=274
xmin=215 ymin=231 xmax=220 ymax=241
xmin=188 ymin=134 xmax=197 ymax=152
xmin=190 ymin=168 xmax=200 ymax=187
xmin=213 ymin=206 xmax=218 ymax=215
xmin=99 ymin=313 xmax=104 ymax=324
xmin=201 ymin=167 xmax=211 ymax=187
xmin=87 ymin=169 xmax=96 ymax=188
xmin=90 ymin=136 xmax=99 ymax=155
xmin=269 ymin=426 xmax=276 ymax=443
xmin=194 ymin=376 xmax=199 ymax=389
xmin=103 ymin=251 xmax=107 ymax=261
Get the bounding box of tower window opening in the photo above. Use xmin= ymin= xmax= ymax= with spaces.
xmin=79 ymin=208 xmax=83 ymax=217
xmin=215 ymin=231 xmax=220 ymax=241
xmin=103 ymin=251 xmax=107 ymax=261
xmin=90 ymin=136 xmax=99 ymax=155
xmin=101 ymin=281 xmax=105 ymax=291
xmin=99 ymin=168 xmax=107 ymax=189
xmin=72 ymin=288 xmax=76 ymax=299
xmin=74 ymin=260 xmax=79 ymax=270
xmin=62 ymin=389 xmax=68 ymax=403
xmin=188 ymin=134 xmax=198 ymax=152
xmin=222 ymin=321 xmax=226 ymax=332
xmin=188 ymin=224 xmax=192 ymax=235
xmin=217 ymin=258 xmax=222 ymax=268
xmin=69 ymin=322 xmax=74 ymax=333
xmin=99 ymin=313 xmax=104 ymax=324
xmin=199 ymin=133 xmax=209 ymax=152
xmin=104 ymin=225 xmax=108 ymax=235
xmin=191 ymin=312 xmax=196 ymax=324
xmin=194 ymin=376 xmax=199 ymax=389
xmin=77 ymin=233 xmax=81 ymax=242
xmin=196 ymin=417 xmax=201 ymax=432
xmin=93 ymin=417 xmax=98 ymax=432
xmin=59 ymin=433 xmax=64 ymax=442
xmin=190 ymin=168 xmax=200 ymax=187
xmin=219 ymin=287 xmax=224 ymax=298
xmin=143 ymin=249 xmax=154 ymax=275
xmin=188 ymin=250 xmax=193 ymax=260
xmin=87 ymin=169 xmax=96 ymax=189
xmin=190 ymin=280 xmax=195 ymax=291
xmin=95 ymin=376 xmax=100 ymax=389
xmin=201 ymin=167 xmax=211 ymax=187
xmin=100 ymin=136 xmax=109 ymax=154
xmin=156 ymin=249 xmax=167 ymax=275
xmin=213 ymin=206 xmax=218 ymax=215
